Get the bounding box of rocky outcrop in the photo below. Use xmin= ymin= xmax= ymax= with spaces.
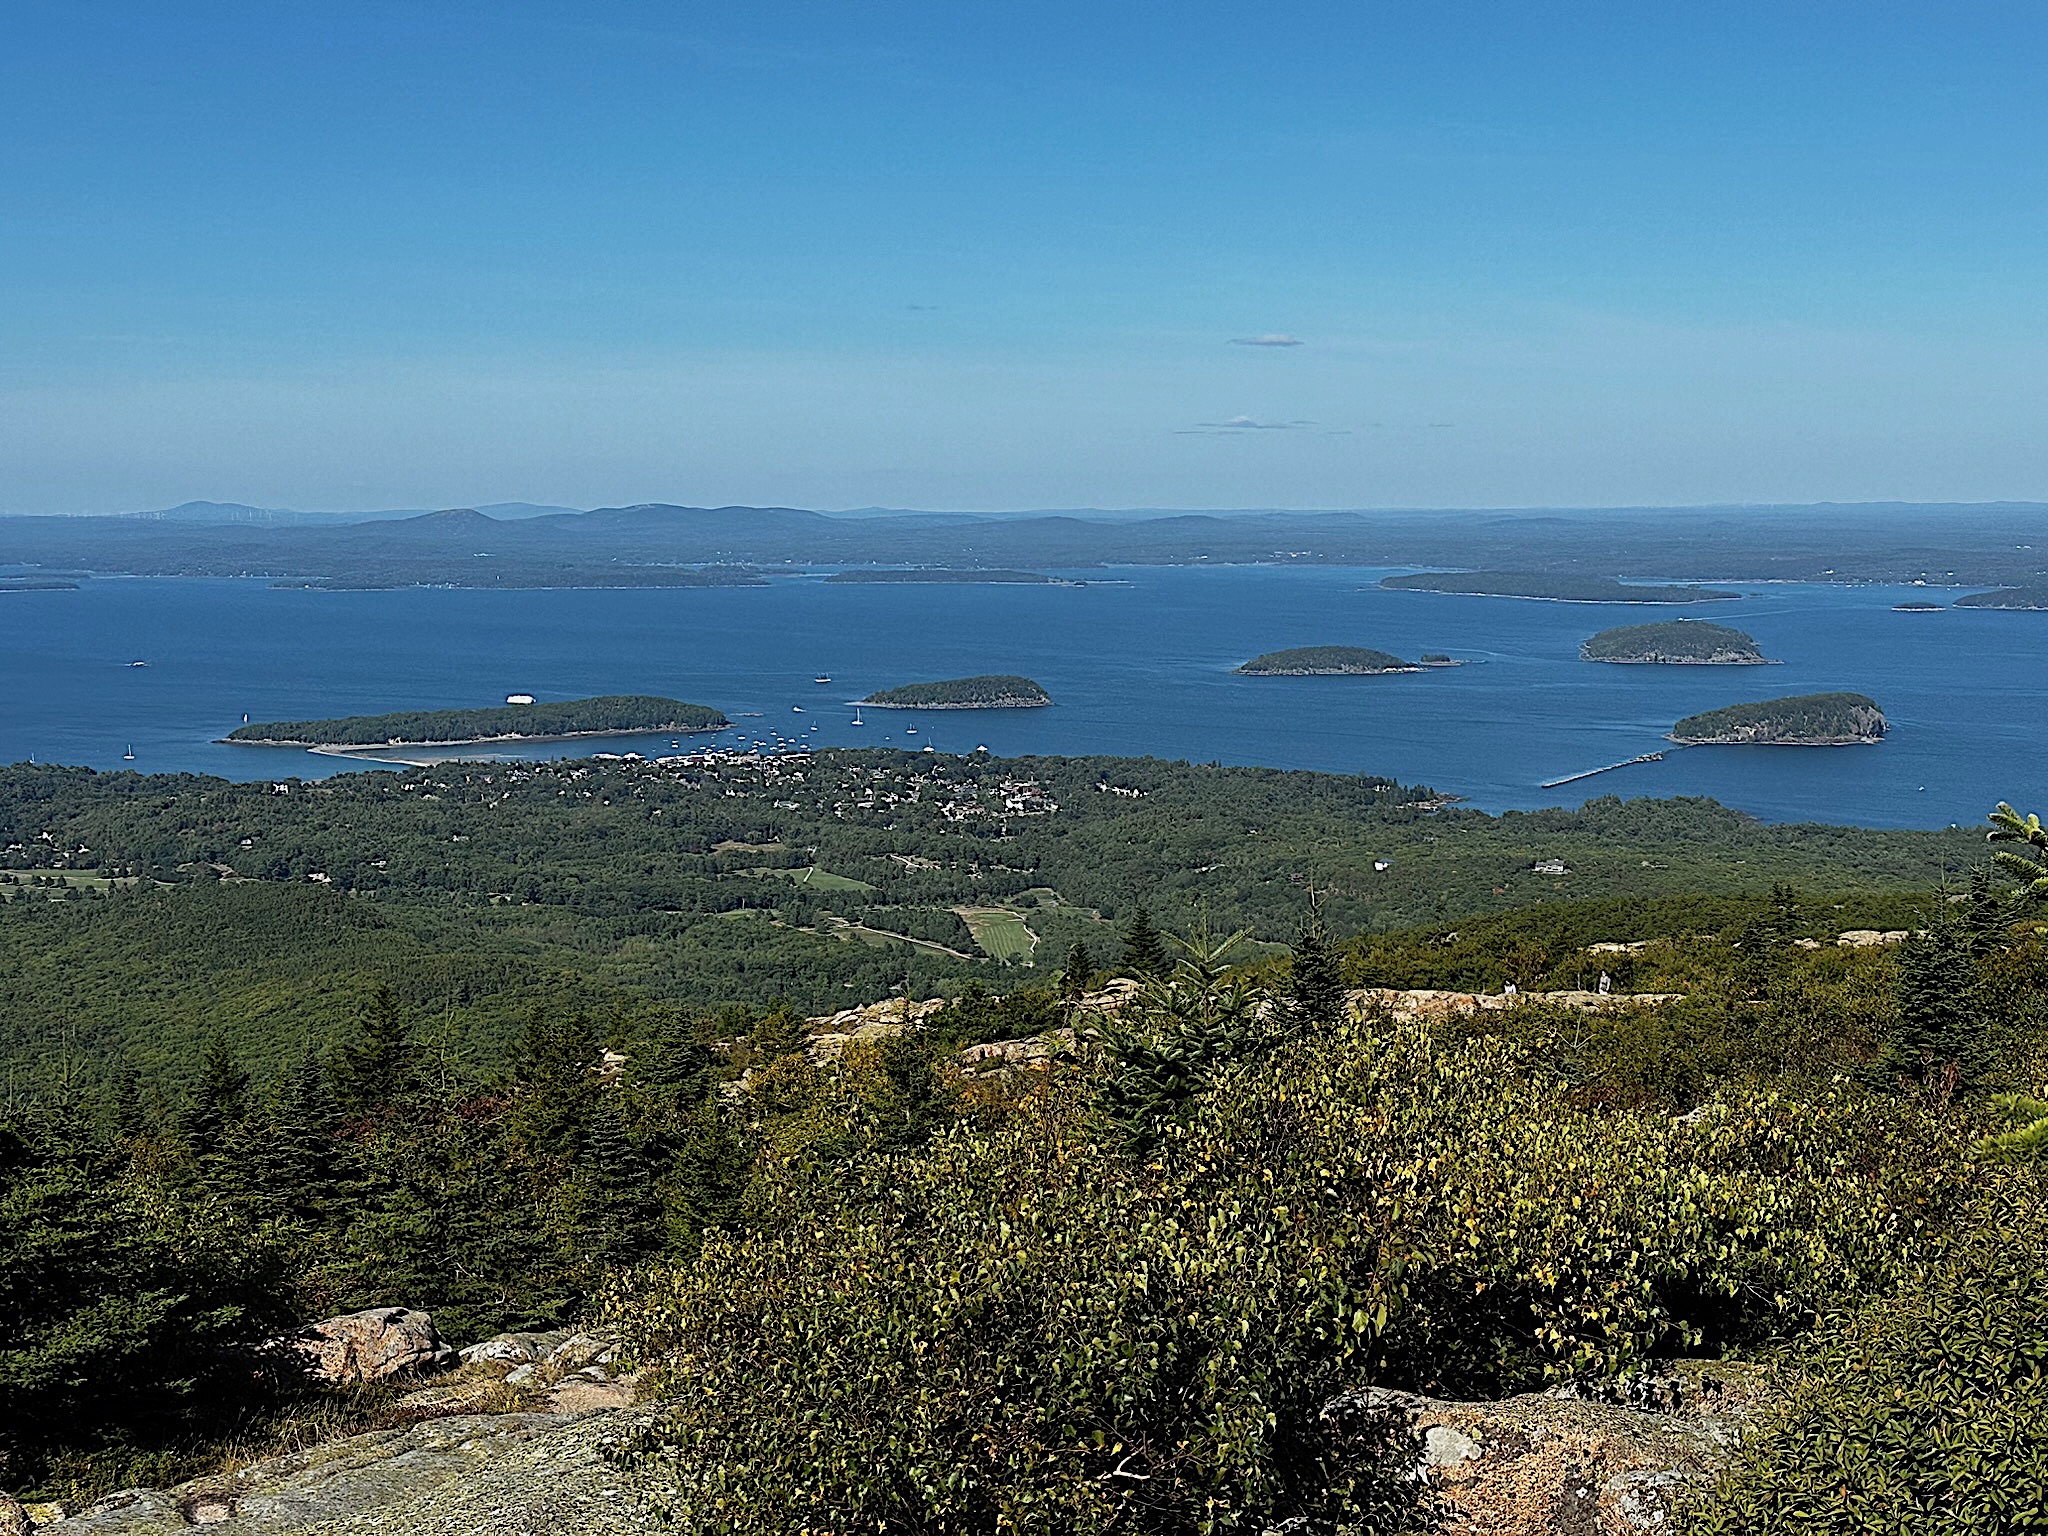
xmin=42 ymin=1411 xmax=658 ymax=1535
xmin=802 ymin=996 xmax=945 ymax=1061
xmin=1318 ymin=1363 xmax=1772 ymax=1534
xmin=293 ymin=1309 xmax=458 ymax=1385
xmin=1348 ymin=988 xmax=1681 ymax=1022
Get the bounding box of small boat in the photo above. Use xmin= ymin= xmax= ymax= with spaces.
xmin=814 ymin=675 xmax=831 ymax=684
xmin=851 ymin=707 xmax=865 ymax=727
xmin=127 ymin=660 xmax=148 ymax=668
xmin=792 ymin=706 xmax=804 ymax=713
xmin=122 ymin=745 xmax=135 ymax=760
xmin=905 ymin=727 xmax=917 ymax=735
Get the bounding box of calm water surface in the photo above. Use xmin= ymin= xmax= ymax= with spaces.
xmin=0 ymin=568 xmax=2038 ymax=830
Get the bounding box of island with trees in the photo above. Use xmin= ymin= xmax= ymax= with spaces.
xmin=1581 ymin=620 xmax=1771 ymax=665
xmin=860 ymin=675 xmax=1053 ymax=709
xmin=1235 ymin=646 xmax=1423 ymax=675
xmin=1955 ymin=587 xmax=2048 ymax=610
xmin=1381 ymin=570 xmax=1741 ymax=603
xmin=1669 ymin=692 xmax=1886 ymax=746
xmin=823 ymin=569 xmax=1072 ymax=586
xmin=224 ymin=695 xmax=731 ymax=747
xmin=1893 ymin=601 xmax=1945 ymax=613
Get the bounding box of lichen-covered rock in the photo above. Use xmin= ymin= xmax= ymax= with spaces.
xmin=293 ymin=1308 xmax=458 ymax=1385
xmin=0 ymin=1493 xmax=31 ymax=1536
xmin=44 ymin=1411 xmax=656 ymax=1534
xmin=456 ymin=1330 xmax=571 ymax=1368
xmin=1319 ymin=1363 xmax=1774 ymax=1534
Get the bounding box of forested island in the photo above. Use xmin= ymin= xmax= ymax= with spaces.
xmin=860 ymin=675 xmax=1052 ymax=708
xmin=225 ymin=695 xmax=730 ymax=747
xmin=0 ymin=576 xmax=79 ymax=592
xmin=1581 ymin=620 xmax=1770 ymax=664
xmin=1670 ymin=692 xmax=1887 ymax=746
xmin=823 ymin=568 xmax=1067 ymax=585
xmin=1235 ymin=645 xmax=1421 ymax=675
xmin=1893 ymin=601 xmax=1945 ymax=612
xmin=1955 ymin=587 xmax=2048 ymax=609
xmin=1382 ymin=570 xmax=1741 ymax=603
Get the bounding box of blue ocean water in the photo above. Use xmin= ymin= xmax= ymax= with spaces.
xmin=0 ymin=568 xmax=2040 ymax=830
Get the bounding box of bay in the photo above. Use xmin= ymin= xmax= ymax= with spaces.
xmin=0 ymin=566 xmax=2038 ymax=831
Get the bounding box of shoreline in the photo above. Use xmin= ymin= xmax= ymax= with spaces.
xmin=1584 ymin=655 xmax=1778 ymax=666
xmin=1236 ymin=666 xmax=1426 ymax=677
xmin=856 ymin=699 xmax=1051 ymax=710
xmin=1666 ymin=734 xmax=1884 ymax=748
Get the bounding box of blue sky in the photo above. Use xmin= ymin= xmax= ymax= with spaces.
xmin=2 ymin=1 xmax=2044 ymax=512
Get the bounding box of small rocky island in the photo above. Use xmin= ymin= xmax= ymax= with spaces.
xmin=1581 ymin=620 xmax=1771 ymax=665
xmin=1669 ymin=692 xmax=1886 ymax=746
xmin=1235 ymin=645 xmax=1426 ymax=675
xmin=225 ymin=695 xmax=730 ymax=747
xmin=824 ymin=568 xmax=1071 ymax=585
xmin=860 ymin=675 xmax=1052 ymax=709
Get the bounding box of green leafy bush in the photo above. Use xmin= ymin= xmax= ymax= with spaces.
xmin=609 ymin=993 xmax=1972 ymax=1534
xmin=1682 ymin=1183 xmax=2048 ymax=1535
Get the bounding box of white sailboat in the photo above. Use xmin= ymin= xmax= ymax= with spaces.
xmin=122 ymin=745 xmax=135 ymax=760
xmin=851 ymin=707 xmax=865 ymax=727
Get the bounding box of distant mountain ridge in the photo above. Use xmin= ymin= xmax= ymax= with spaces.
xmin=6 ymin=502 xmax=2048 ymax=589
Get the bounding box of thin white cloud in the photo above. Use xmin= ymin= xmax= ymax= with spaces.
xmin=1229 ymin=334 xmax=1305 ymax=347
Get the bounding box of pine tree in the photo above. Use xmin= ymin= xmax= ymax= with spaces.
xmin=1120 ymin=907 xmax=1167 ymax=977
xmin=671 ymin=1098 xmax=750 ymax=1256
xmin=571 ymin=1089 xmax=658 ymax=1268
xmin=185 ymin=1032 xmax=251 ymax=1156
xmin=750 ymin=999 xmax=809 ymax=1061
xmin=507 ymin=1008 xmax=598 ymax=1162
xmin=1283 ymin=902 xmax=1346 ymax=1031
xmin=1062 ymin=940 xmax=1095 ymax=1000
xmin=253 ymin=1047 xmax=340 ymax=1223
xmin=1894 ymin=913 xmax=1980 ymax=1093
xmin=331 ymin=985 xmax=413 ymax=1116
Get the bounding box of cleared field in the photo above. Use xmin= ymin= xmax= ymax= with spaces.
xmin=747 ymin=865 xmax=878 ymax=894
xmin=956 ymin=906 xmax=1039 ymax=963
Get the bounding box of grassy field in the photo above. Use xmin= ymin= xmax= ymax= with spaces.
xmin=747 ymin=865 xmax=879 ymax=894
xmin=956 ymin=906 xmax=1039 ymax=963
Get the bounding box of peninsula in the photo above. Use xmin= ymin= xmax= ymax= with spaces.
xmin=224 ymin=695 xmax=730 ymax=747
xmin=823 ymin=568 xmax=1069 ymax=585
xmin=1669 ymin=692 xmax=1886 ymax=746
xmin=1581 ymin=620 xmax=1771 ymax=664
xmin=1955 ymin=587 xmax=2048 ymax=610
xmin=1381 ymin=570 xmax=1740 ymax=603
xmin=1235 ymin=646 xmax=1421 ymax=675
xmin=859 ymin=675 xmax=1052 ymax=709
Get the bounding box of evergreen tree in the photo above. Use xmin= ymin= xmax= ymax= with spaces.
xmin=507 ymin=1008 xmax=598 ymax=1162
xmin=1062 ymin=940 xmax=1095 ymax=1000
xmin=1120 ymin=906 xmax=1167 ymax=977
xmin=1964 ymin=867 xmax=2005 ymax=957
xmin=1283 ymin=902 xmax=1346 ymax=1031
xmin=184 ymin=1032 xmax=251 ymax=1157
xmin=252 ymin=1047 xmax=340 ymax=1223
xmin=1893 ymin=913 xmax=1980 ymax=1093
xmin=330 ymin=985 xmax=413 ymax=1116
xmin=571 ymin=1088 xmax=658 ymax=1269
xmin=671 ymin=1098 xmax=750 ymax=1256
xmin=750 ymin=999 xmax=809 ymax=1061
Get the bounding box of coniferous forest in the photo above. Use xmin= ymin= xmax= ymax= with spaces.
xmin=2 ymin=753 xmax=2045 ymax=1531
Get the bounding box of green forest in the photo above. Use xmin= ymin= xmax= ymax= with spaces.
xmin=859 ymin=674 xmax=1053 ymax=706
xmin=1235 ymin=645 xmax=1416 ymax=674
xmin=1580 ymin=620 xmax=1767 ymax=663
xmin=225 ymin=695 xmax=729 ymax=746
xmin=2 ymin=751 xmax=2044 ymax=1532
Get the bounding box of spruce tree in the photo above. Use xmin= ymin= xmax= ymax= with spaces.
xmin=572 ymin=1089 xmax=657 ymax=1268
xmin=507 ymin=1008 xmax=599 ymax=1163
xmin=1284 ymin=904 xmax=1346 ymax=1031
xmin=1894 ymin=913 xmax=1980 ymax=1093
xmin=1062 ymin=939 xmax=1095 ymax=999
xmin=1120 ymin=907 xmax=1167 ymax=977
xmin=254 ymin=1047 xmax=340 ymax=1223
xmin=331 ymin=985 xmax=413 ymax=1116
xmin=185 ymin=1032 xmax=251 ymax=1156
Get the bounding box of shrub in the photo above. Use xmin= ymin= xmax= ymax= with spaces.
xmin=608 ymin=1003 xmax=1972 ymax=1534
xmin=1681 ymin=1182 xmax=2048 ymax=1535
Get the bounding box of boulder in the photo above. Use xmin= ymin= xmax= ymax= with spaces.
xmin=1318 ymin=1363 xmax=1773 ymax=1534
xmin=457 ymin=1329 xmax=572 ymax=1367
xmin=293 ymin=1307 xmax=457 ymax=1385
xmin=0 ymin=1493 xmax=29 ymax=1536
